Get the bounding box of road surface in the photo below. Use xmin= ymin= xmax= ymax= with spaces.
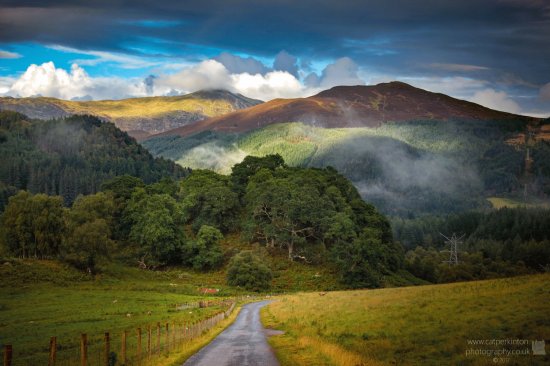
xmin=183 ymin=300 xmax=280 ymax=366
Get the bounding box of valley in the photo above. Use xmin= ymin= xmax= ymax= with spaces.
xmin=1 ymin=85 xmax=549 ymax=365
xmin=2 ymin=1 xmax=549 ymax=365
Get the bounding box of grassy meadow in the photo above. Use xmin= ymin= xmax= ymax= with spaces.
xmin=0 ymin=259 xmax=239 ymax=365
xmin=261 ymin=274 xmax=550 ymax=365
xmin=0 ymin=249 xmax=352 ymax=365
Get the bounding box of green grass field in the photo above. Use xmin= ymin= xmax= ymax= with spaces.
xmin=0 ymin=250 xmax=357 ymax=365
xmin=261 ymin=274 xmax=550 ymax=365
xmin=0 ymin=260 xmax=238 ymax=365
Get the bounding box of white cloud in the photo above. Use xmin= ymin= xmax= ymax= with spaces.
xmin=231 ymin=71 xmax=305 ymax=100
xmin=273 ymin=50 xmax=299 ymax=77
xmin=0 ymin=50 xmax=21 ymax=59
xmin=155 ymin=59 xmax=306 ymax=100
xmin=470 ymin=88 xmax=522 ymax=114
xmin=155 ymin=60 xmax=233 ymax=93
xmin=319 ymin=57 xmax=364 ymax=88
xmin=0 ymin=76 xmax=16 ymax=94
xmin=214 ymin=52 xmax=268 ymax=75
xmin=304 ymin=72 xmax=321 ymax=88
xmin=5 ymin=62 xmax=148 ymax=100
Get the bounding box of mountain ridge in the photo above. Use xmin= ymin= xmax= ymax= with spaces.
xmin=0 ymin=89 xmax=262 ymax=140
xmin=154 ymin=82 xmax=537 ymax=138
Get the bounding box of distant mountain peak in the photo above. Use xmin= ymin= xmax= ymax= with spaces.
xmin=156 ymin=81 xmax=536 ymax=138
xmin=187 ymin=89 xmax=263 ymax=104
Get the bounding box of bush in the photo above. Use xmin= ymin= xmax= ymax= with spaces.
xmin=226 ymin=251 xmax=272 ymax=291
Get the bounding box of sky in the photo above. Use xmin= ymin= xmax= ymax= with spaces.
xmin=0 ymin=0 xmax=549 ymax=117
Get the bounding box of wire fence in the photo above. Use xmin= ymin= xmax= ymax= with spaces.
xmin=3 ymin=300 xmax=238 ymax=366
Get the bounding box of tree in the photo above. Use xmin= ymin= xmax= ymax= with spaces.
xmin=125 ymin=190 xmax=186 ymax=267
xmin=331 ymin=228 xmax=403 ymax=288
xmin=67 ymin=192 xmax=115 ymax=227
xmin=63 ymin=219 xmax=114 ymax=274
xmin=101 ymin=175 xmax=144 ymax=240
xmin=62 ymin=192 xmax=116 ymax=272
xmin=227 ymin=251 xmax=272 ymax=291
xmin=184 ymin=225 xmax=224 ymax=270
xmin=230 ymin=154 xmax=286 ymax=200
xmin=179 ymin=170 xmax=239 ymax=233
xmin=245 ymin=171 xmax=328 ymax=260
xmin=30 ymin=194 xmax=65 ymax=258
xmin=1 ymin=191 xmax=64 ymax=258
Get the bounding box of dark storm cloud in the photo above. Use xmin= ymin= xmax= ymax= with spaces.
xmin=1 ymin=0 xmax=549 ymax=84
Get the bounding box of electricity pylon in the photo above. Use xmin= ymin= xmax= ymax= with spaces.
xmin=440 ymin=233 xmax=465 ymax=266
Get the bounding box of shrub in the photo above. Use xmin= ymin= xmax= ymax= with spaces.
xmin=226 ymin=251 xmax=272 ymax=291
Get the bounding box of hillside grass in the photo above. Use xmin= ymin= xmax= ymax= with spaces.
xmin=261 ymin=274 xmax=550 ymax=365
xmin=58 ymin=97 xmax=238 ymax=119
xmin=3 ymin=96 xmax=240 ymax=120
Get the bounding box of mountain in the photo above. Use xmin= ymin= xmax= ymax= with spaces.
xmin=0 ymin=111 xmax=188 ymax=207
xmin=0 ymin=89 xmax=262 ymax=140
xmin=156 ymin=82 xmax=535 ymax=138
xmin=143 ymin=83 xmax=550 ymax=216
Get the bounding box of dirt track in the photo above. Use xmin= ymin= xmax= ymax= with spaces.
xmin=183 ymin=300 xmax=280 ymax=366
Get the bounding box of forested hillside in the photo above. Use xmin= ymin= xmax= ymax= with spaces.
xmin=144 ymin=120 xmax=550 ymax=216
xmin=393 ymin=208 xmax=550 ymax=283
xmin=0 ymin=154 xmax=404 ymax=290
xmin=0 ymin=111 xmax=188 ymax=208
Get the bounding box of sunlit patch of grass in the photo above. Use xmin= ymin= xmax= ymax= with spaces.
xmin=262 ymin=274 xmax=550 ymax=365
xmin=487 ymin=197 xmax=550 ymax=209
xmin=58 ymin=97 xmax=239 ymax=119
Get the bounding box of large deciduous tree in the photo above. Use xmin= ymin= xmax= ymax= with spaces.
xmin=179 ymin=170 xmax=239 ymax=233
xmin=125 ymin=189 xmax=186 ymax=267
xmin=62 ymin=192 xmax=116 ymax=273
xmin=2 ymin=191 xmax=64 ymax=258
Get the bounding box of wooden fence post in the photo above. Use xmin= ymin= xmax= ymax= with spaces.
xmin=165 ymin=323 xmax=170 ymax=353
xmin=147 ymin=326 xmax=152 ymax=360
xmin=104 ymin=333 xmax=110 ymax=366
xmin=3 ymin=345 xmax=12 ymax=366
xmin=80 ymin=334 xmax=87 ymax=366
xmin=121 ymin=330 xmax=127 ymax=365
xmin=48 ymin=336 xmax=57 ymax=366
xmin=137 ymin=328 xmax=142 ymax=364
xmin=156 ymin=322 xmax=161 ymax=354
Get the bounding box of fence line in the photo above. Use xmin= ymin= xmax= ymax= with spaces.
xmin=2 ymin=299 xmax=244 ymax=366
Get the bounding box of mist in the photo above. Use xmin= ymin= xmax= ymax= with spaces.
xmin=177 ymin=142 xmax=246 ymax=175
xmin=310 ymin=132 xmax=484 ymax=215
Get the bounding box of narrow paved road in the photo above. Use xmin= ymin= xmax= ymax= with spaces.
xmin=183 ymin=300 xmax=280 ymax=366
